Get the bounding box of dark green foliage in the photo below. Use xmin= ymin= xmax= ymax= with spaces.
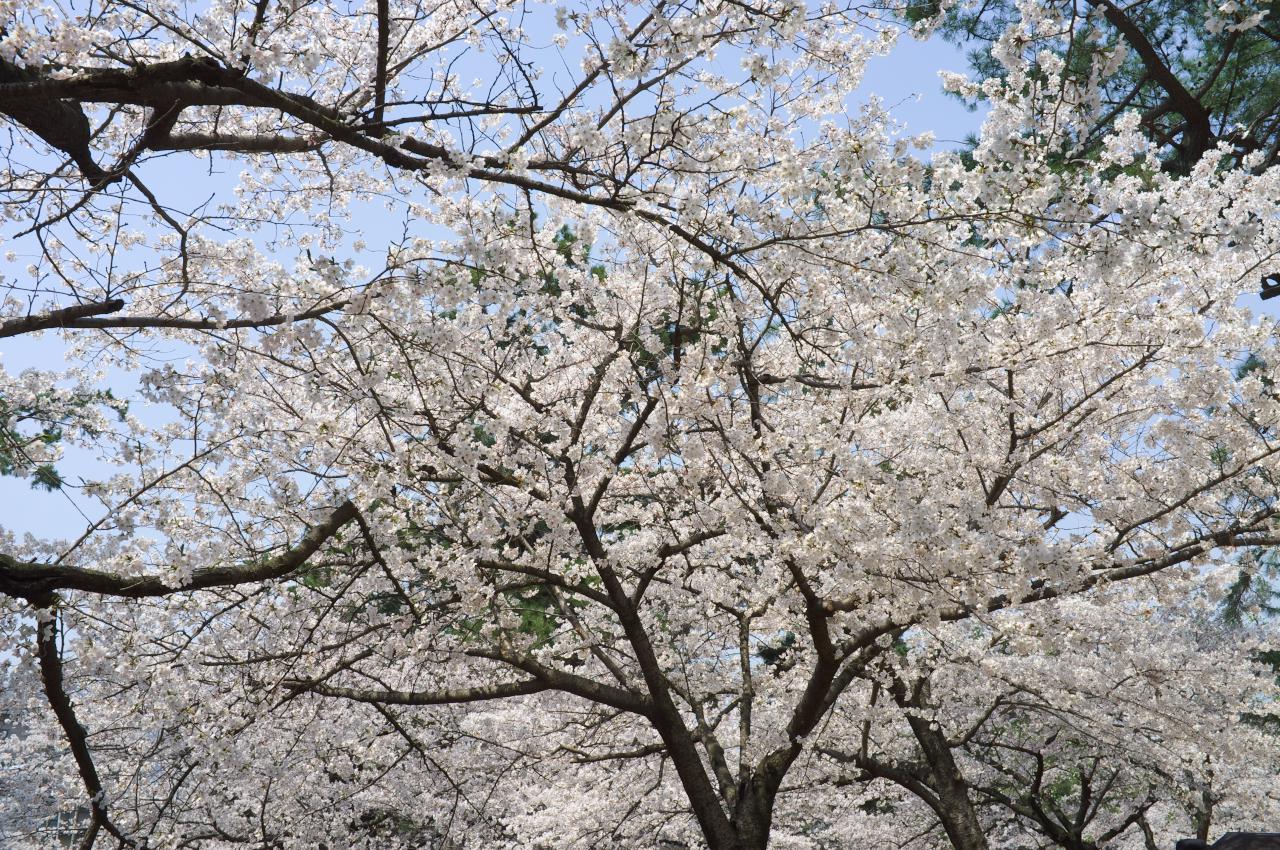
xmin=859 ymin=796 xmax=897 ymax=815
xmin=756 ymin=630 xmax=797 ymax=672
xmin=511 ymin=585 xmax=561 ymax=644
xmin=0 ymin=388 xmax=126 ymax=490
xmin=472 ymin=424 xmax=497 ymax=448
xmin=922 ymin=0 xmax=1280 ymax=172
xmin=1220 ymin=553 xmax=1280 ymax=732
xmin=1221 ymin=553 xmax=1280 ymax=627
xmin=1243 ymin=645 xmax=1280 ymax=732
xmin=29 ymin=464 xmax=63 ymax=491
xmin=1235 ymin=352 xmax=1271 ymax=384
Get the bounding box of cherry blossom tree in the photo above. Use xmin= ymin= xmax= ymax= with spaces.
xmin=2 ymin=0 xmax=1280 ymax=848
xmin=815 ymin=585 xmax=1280 ymax=850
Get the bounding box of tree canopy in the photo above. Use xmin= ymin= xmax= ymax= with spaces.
xmin=1 ymin=1 xmax=1279 ymax=848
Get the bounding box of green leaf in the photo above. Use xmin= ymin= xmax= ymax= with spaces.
xmin=30 ymin=464 xmax=63 ymax=491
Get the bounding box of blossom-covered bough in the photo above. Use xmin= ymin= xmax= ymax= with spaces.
xmin=1 ymin=0 xmax=1279 ymax=847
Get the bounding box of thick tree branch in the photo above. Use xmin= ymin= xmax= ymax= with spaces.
xmin=0 ymin=57 xmax=109 ymax=180
xmin=563 ymin=496 xmax=738 ymax=847
xmin=466 ymin=646 xmax=654 ymax=716
xmin=1087 ymin=0 xmax=1213 ymax=165
xmin=281 ymin=677 xmax=548 ymax=705
xmin=35 ymin=603 xmax=135 ymax=847
xmin=147 ymin=131 xmax=321 ymax=153
xmin=1 ymin=299 xmax=349 ymax=337
xmin=0 ymin=57 xmax=758 ymax=279
xmin=0 ymin=501 xmax=357 ymax=600
xmin=373 ymin=0 xmax=390 ymax=127
xmin=0 ymin=299 xmax=125 ymax=338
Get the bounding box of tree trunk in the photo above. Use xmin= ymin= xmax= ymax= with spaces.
xmin=725 ymin=747 xmax=799 ymax=850
xmin=904 ymin=714 xmax=990 ymax=850
xmin=893 ymin=676 xmax=991 ymax=850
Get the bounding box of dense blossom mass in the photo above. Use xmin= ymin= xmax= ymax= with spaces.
xmin=1 ymin=0 xmax=1279 ymax=848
